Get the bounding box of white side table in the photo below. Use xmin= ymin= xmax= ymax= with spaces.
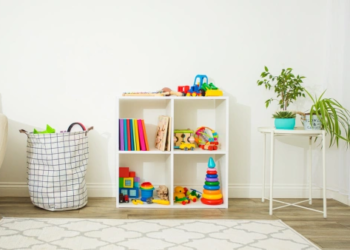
xmin=258 ymin=127 xmax=327 ymax=218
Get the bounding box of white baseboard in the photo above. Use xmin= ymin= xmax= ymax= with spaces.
xmin=0 ymin=182 xmax=349 ymax=205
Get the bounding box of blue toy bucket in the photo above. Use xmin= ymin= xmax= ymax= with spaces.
xmin=140 ymin=188 xmax=154 ymax=202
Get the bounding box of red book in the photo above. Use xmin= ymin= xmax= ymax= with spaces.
xmin=141 ymin=119 xmax=149 ymax=151
xmin=127 ymin=119 xmax=131 ymax=151
xmin=138 ymin=120 xmax=146 ymax=151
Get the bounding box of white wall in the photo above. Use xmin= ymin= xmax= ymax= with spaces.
xmin=0 ymin=0 xmax=346 ymax=200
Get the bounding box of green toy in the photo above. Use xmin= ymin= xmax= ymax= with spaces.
xmin=33 ymin=125 xmax=55 ymax=134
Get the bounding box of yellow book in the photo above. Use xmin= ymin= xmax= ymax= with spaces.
xmin=134 ymin=119 xmax=140 ymax=151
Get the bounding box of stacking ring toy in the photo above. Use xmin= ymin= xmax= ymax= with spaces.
xmin=206 ymin=174 xmax=218 ymax=178
xmin=201 ymin=197 xmax=223 ymax=205
xmin=205 ymin=181 xmax=220 ymax=186
xmin=203 ymin=189 xmax=221 ymax=195
xmin=204 ymin=185 xmax=220 ymax=190
xmin=207 ymin=168 xmax=217 ymax=172
xmin=205 ymin=177 xmax=218 ymax=182
xmin=202 ymin=193 xmax=223 ymax=200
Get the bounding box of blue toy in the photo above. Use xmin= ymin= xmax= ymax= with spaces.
xmin=187 ymin=75 xmax=209 ymax=97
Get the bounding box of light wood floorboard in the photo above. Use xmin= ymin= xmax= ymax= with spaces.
xmin=0 ymin=198 xmax=349 ymax=250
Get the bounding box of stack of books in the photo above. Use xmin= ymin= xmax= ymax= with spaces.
xmin=119 ymin=119 xmax=149 ymax=151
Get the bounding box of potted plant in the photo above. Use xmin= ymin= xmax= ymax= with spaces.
xmin=301 ymin=89 xmax=350 ymax=147
xmin=272 ymin=111 xmax=296 ymax=130
xmin=257 ymin=66 xmax=306 ymax=129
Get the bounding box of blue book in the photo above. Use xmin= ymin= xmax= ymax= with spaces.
xmin=129 ymin=119 xmax=134 ymax=150
xmin=123 ymin=119 xmax=128 ymax=150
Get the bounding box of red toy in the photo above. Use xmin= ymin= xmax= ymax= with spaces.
xmin=119 ymin=167 xmax=129 ymax=178
xmin=129 ymin=171 xmax=136 ymax=177
xmin=178 ymin=86 xmax=190 ymax=95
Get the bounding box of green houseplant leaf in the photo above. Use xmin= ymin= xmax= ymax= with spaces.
xmin=257 ymin=66 xmax=306 ymax=110
xmin=305 ymin=89 xmax=350 ymax=147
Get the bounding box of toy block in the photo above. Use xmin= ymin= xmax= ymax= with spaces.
xmin=119 ymin=188 xmax=128 ymax=196
xmin=123 ymin=177 xmax=134 ymax=188
xmin=134 ymin=176 xmax=140 ymax=182
xmin=119 ymin=167 xmax=129 ymax=178
xmin=119 ymin=177 xmax=124 ymax=188
xmin=127 ymin=188 xmax=139 ymax=198
xmin=134 ymin=182 xmax=140 ymax=188
xmin=129 ymin=171 xmax=136 ymax=177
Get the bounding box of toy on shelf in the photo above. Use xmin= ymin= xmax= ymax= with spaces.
xmin=33 ymin=125 xmax=55 ymax=134
xmin=146 ymin=198 xmax=170 ymax=205
xmin=140 ymin=182 xmax=155 ymax=202
xmin=195 ymin=126 xmax=219 ymax=150
xmin=186 ymin=190 xmax=201 ymax=202
xmin=119 ymin=167 xmax=140 ymax=201
xmin=174 ymin=129 xmax=195 ymax=149
xmin=174 ymin=186 xmax=190 ymax=205
xmin=122 ymin=87 xmax=183 ymax=97
xmin=156 ymin=185 xmax=169 ymax=201
xmin=187 ymin=74 xmax=208 ymax=97
xmin=179 ymin=142 xmax=196 ymax=151
xmin=201 ymin=157 xmax=223 ymax=205
xmin=178 ymin=86 xmax=190 ymax=96
xmin=200 ymin=82 xmax=224 ymax=96
xmin=132 ymin=199 xmax=143 ymax=205
xmin=119 ymin=193 xmax=129 ymax=203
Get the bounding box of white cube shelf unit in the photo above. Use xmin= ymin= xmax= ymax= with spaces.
xmin=116 ymin=96 xmax=229 ymax=208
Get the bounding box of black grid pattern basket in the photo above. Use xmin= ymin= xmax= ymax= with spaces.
xmin=21 ymin=129 xmax=92 ymax=211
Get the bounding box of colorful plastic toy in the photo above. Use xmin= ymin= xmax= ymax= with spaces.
xmin=186 ymin=190 xmax=201 ymax=202
xmin=123 ymin=177 xmax=134 ymax=188
xmin=174 ymin=196 xmax=190 ymax=205
xmin=33 ymin=125 xmax=55 ymax=134
xmin=174 ymin=186 xmax=186 ymax=200
xmin=200 ymin=82 xmax=223 ymax=96
xmin=195 ymin=127 xmax=219 ymax=150
xmin=140 ymin=182 xmax=155 ymax=202
xmin=179 ymin=142 xmax=196 ymax=151
xmin=201 ymin=157 xmax=223 ymax=205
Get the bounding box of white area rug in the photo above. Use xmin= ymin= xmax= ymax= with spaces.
xmin=0 ymin=218 xmax=320 ymax=250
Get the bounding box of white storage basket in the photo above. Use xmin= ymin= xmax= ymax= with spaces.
xmin=20 ymin=127 xmax=93 ymax=211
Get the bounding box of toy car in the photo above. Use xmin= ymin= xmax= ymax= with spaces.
xmin=179 ymin=142 xmax=196 ymax=151
xmin=119 ymin=193 xmax=129 ymax=203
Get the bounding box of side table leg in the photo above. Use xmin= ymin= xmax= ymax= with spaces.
xmin=322 ymin=131 xmax=327 ymax=218
xmin=269 ymin=131 xmax=274 ymax=215
xmin=262 ymin=133 xmax=266 ymax=202
xmin=309 ymin=137 xmax=312 ymax=205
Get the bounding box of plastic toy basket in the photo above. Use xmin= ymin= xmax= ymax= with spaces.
xmin=19 ymin=125 xmax=93 ymax=211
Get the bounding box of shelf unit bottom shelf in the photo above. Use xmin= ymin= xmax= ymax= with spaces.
xmin=118 ymin=202 xmax=227 ymax=209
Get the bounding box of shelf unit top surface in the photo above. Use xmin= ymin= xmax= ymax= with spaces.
xmin=118 ymin=96 xmax=228 ymax=100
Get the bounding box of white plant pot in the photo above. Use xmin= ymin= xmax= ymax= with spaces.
xmin=302 ymin=114 xmax=322 ymax=130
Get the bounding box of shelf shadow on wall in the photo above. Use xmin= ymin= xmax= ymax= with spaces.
xmin=227 ymin=94 xmax=251 ymax=190
xmin=87 ymin=130 xmax=112 ymax=185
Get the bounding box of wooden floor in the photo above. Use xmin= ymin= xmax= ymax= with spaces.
xmin=1 ymin=198 xmax=350 ymax=250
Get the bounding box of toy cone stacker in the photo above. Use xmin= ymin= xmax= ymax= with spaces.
xmin=201 ymin=157 xmax=223 ymax=205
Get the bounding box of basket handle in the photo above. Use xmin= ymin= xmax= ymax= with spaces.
xmin=85 ymin=126 xmax=94 ymax=136
xmin=19 ymin=129 xmax=29 ymax=137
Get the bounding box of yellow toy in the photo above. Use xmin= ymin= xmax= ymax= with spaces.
xmin=205 ymin=89 xmax=223 ymax=96
xmin=123 ymin=177 xmax=134 ymax=188
xmin=202 ymin=193 xmax=223 ymax=200
xmin=186 ymin=190 xmax=201 ymax=202
xmin=132 ymin=199 xmax=143 ymax=205
xmin=174 ymin=186 xmax=186 ymax=200
xmin=179 ymin=142 xmax=196 ymax=151
xmin=150 ymin=199 xmax=170 ymax=205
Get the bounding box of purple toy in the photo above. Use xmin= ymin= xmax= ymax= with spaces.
xmin=205 ymin=177 xmax=219 ymax=182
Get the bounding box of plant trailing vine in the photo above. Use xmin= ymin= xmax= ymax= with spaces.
xmin=257 ymin=66 xmax=306 ymax=110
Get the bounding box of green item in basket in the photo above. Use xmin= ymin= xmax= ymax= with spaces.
xmin=33 ymin=125 xmax=55 ymax=134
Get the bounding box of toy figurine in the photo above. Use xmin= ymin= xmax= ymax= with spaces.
xmin=156 ymin=185 xmax=169 ymax=200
